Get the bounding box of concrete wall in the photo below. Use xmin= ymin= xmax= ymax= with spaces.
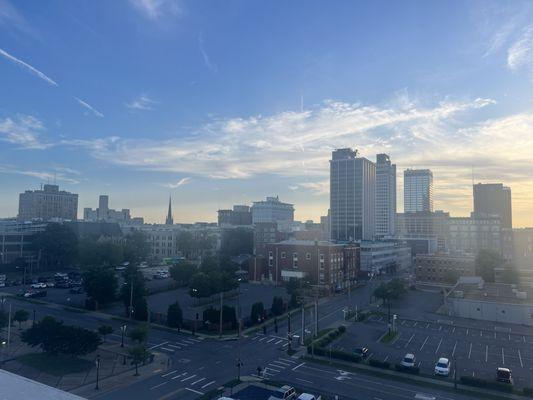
xmin=446 ymin=298 xmax=533 ymax=326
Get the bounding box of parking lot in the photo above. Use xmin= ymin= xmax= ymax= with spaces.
xmin=333 ymin=315 xmax=533 ymax=388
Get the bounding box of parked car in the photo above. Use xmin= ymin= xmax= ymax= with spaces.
xmin=434 ymin=357 xmax=450 ymax=376
xmin=297 ymin=394 xmax=321 ymax=400
xmin=55 ymin=281 xmax=71 ymax=289
xmin=496 ymin=367 xmax=513 ymax=384
xmin=11 ymin=280 xmax=21 ymax=286
xmin=31 ymin=282 xmax=47 ymax=289
xmin=24 ymin=290 xmax=47 ymax=298
xmin=70 ymin=286 xmax=84 ymax=294
xmin=354 ymin=347 xmax=369 ymax=359
xmin=401 ymin=353 xmax=416 ymax=368
xmin=268 ymin=385 xmax=297 ymax=400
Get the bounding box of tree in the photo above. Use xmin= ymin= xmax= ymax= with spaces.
xmin=83 ymin=267 xmax=118 ymax=308
xmin=120 ymin=265 xmax=147 ymax=317
xmin=21 ymin=316 xmax=101 ymax=356
xmin=0 ymin=310 xmax=8 ymax=329
xmin=98 ymin=325 xmax=113 ymax=342
xmin=129 ymin=345 xmax=150 ymax=376
xmin=203 ymin=306 xmax=236 ymax=327
xmin=220 ymin=227 xmax=253 ymax=258
xmin=271 ymin=296 xmax=284 ymax=316
xmin=443 ymin=270 xmax=460 ymax=285
xmin=189 ymin=272 xmax=212 ymax=298
xmin=475 ymin=249 xmax=504 ymax=283
xmin=79 ymin=239 xmax=124 ymax=268
xmin=250 ymin=302 xmax=264 ymax=324
xmin=167 ymin=302 xmax=183 ymax=328
xmin=132 ymin=296 xmax=148 ymax=321
xmin=31 ymin=223 xmax=78 ymax=269
xmin=128 ymin=324 xmax=149 ymax=344
xmin=13 ymin=309 xmax=29 ymax=329
xmin=123 ymin=231 xmax=149 ymax=264
xmin=170 ymin=261 xmax=197 ymax=286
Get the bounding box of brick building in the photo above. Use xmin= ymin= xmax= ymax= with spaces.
xmin=414 ymin=253 xmax=475 ymax=284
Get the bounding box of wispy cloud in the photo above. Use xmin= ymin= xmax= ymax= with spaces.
xmin=198 ymin=34 xmax=217 ymax=73
xmin=126 ymin=94 xmax=157 ymax=111
xmin=0 ymin=114 xmax=51 ymax=149
xmin=507 ymin=25 xmax=533 ymax=73
xmin=0 ymin=47 xmax=57 ymax=86
xmin=74 ymin=97 xmax=104 ymax=118
xmin=0 ymin=0 xmax=36 ymax=38
xmin=160 ymin=177 xmax=191 ymax=189
xmin=0 ymin=164 xmax=80 ymax=184
xmin=130 ymin=0 xmax=182 ymax=20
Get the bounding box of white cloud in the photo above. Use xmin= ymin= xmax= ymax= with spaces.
xmin=126 ymin=94 xmax=156 ymax=111
xmin=0 ymin=114 xmax=51 ymax=149
xmin=159 ymin=177 xmax=191 ymax=189
xmin=130 ymin=0 xmax=181 ymax=20
xmin=0 ymin=47 xmax=58 ymax=86
xmin=0 ymin=164 xmax=80 ymax=184
xmin=0 ymin=0 xmax=35 ymax=37
xmin=74 ymin=97 xmax=104 ymax=118
xmin=507 ymin=25 xmax=533 ymax=72
xmin=198 ymin=34 xmax=217 ymax=73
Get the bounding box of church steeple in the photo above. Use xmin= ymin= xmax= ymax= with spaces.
xmin=165 ymin=195 xmax=173 ymax=225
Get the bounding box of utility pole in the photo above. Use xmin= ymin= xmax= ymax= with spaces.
xmin=219 ymin=291 xmax=223 ymax=338
xmin=314 ymin=298 xmax=318 ymax=336
xmin=300 ymin=303 xmax=305 ymax=346
xmin=7 ymin=303 xmax=11 ymax=348
xmin=454 ymin=357 xmax=458 ymax=389
xmin=95 ymin=354 xmax=101 ymax=390
xmin=129 ymin=276 xmax=134 ymax=319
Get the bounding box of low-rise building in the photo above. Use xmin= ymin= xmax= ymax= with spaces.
xmin=445 ymin=277 xmax=533 ymax=326
xmin=414 ymin=253 xmax=475 ymax=284
xmin=0 ymin=219 xmax=47 ymax=264
xmin=217 ymin=205 xmax=252 ymax=227
xmin=18 ymin=184 xmax=78 ymax=222
xmin=251 ymin=196 xmax=294 ymax=224
xmin=359 ymin=240 xmax=412 ymax=276
xmin=83 ymin=195 xmax=143 ymax=224
xmin=265 ymin=240 xmax=359 ymax=293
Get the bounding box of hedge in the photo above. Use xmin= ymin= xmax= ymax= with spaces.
xmin=523 ymin=387 xmax=533 ymax=397
xmin=459 ymin=376 xmax=513 ymax=393
xmin=369 ymin=359 xmax=390 ymax=369
xmin=307 ymin=346 xmax=362 ymax=363
xmin=395 ymin=364 xmax=420 ymax=375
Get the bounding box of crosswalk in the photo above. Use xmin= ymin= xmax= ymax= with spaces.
xmin=148 ymin=337 xmax=203 ymax=354
xmin=250 ymin=334 xmax=290 ymax=348
xmin=262 ymin=356 xmax=299 ymax=378
xmin=150 ymin=369 xmax=217 ymax=392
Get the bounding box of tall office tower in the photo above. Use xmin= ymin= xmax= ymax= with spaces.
xmin=251 ymin=196 xmax=294 ymax=224
xmin=18 ymin=184 xmax=78 ymax=222
xmin=473 ymin=183 xmax=512 ymax=229
xmin=404 ymin=169 xmax=434 ymax=213
xmin=165 ymin=196 xmax=174 ymax=225
xmin=330 ymin=148 xmax=376 ymax=241
xmin=97 ymin=195 xmax=109 ymax=220
xmin=375 ymin=154 xmax=396 ymax=237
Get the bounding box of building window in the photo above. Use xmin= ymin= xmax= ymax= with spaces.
xmin=281 ymin=252 xmax=286 ymax=259
xmin=306 ymin=253 xmax=311 ymax=260
xmin=293 ymin=253 xmax=298 ymax=268
xmin=268 ymin=251 xmax=273 ymax=267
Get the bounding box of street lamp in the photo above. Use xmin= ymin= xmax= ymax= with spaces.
xmin=95 ymin=354 xmax=101 ymax=390
xmin=120 ymin=324 xmax=127 ymax=347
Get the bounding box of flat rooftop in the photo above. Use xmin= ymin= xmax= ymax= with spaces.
xmin=0 ymin=370 xmax=85 ymax=400
xmin=449 ymin=282 xmax=533 ymax=305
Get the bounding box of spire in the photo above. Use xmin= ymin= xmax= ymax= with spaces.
xmin=165 ymin=195 xmax=173 ymax=225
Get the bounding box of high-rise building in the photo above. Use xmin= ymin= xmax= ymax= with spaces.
xmin=251 ymin=196 xmax=294 ymax=224
xmin=473 ymin=183 xmax=512 ymax=229
xmin=165 ymin=196 xmax=174 ymax=225
xmin=330 ymin=148 xmax=376 ymax=241
xmin=375 ymin=154 xmax=396 ymax=237
xmin=83 ymin=195 xmax=142 ymax=224
xmin=18 ymin=184 xmax=78 ymax=222
xmin=218 ymin=205 xmax=252 ymax=226
xmin=98 ymin=195 xmax=109 ymax=220
xmin=404 ymin=169 xmax=433 ymax=213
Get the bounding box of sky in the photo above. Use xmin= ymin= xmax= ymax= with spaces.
xmin=1 ymin=0 xmax=533 ymax=226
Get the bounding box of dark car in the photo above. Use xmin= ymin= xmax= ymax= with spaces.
xmin=11 ymin=280 xmax=21 ymax=286
xmin=55 ymin=281 xmax=71 ymax=289
xmin=354 ymin=347 xmax=369 ymax=358
xmin=496 ymin=367 xmax=513 ymax=384
xmin=69 ymin=286 xmax=84 ymax=294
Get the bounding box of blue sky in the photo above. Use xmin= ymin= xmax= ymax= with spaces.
xmin=1 ymin=0 xmax=533 ymax=226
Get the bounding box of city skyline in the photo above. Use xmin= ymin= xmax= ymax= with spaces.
xmin=1 ymin=1 xmax=533 ymax=226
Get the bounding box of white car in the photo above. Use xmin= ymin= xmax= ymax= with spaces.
xmin=434 ymin=357 xmax=450 ymax=376
xmin=297 ymin=394 xmax=321 ymax=400
xmin=31 ymin=282 xmax=47 ymax=289
xmin=401 ymin=353 xmax=416 ymax=368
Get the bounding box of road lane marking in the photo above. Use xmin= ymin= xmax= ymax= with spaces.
xmin=452 ymin=327 xmax=455 ymax=333
xmin=439 ymin=326 xmax=442 ymax=331
xmin=258 ymin=337 xmax=267 ymax=342
xmin=181 ymin=374 xmax=197 ymax=382
xmin=384 ymin=355 xmax=389 ymax=361
xmin=273 ymin=360 xmax=292 ymax=366
xmin=518 ymin=349 xmax=524 ymax=368
xmin=275 ymin=340 xmax=283 ymax=345
xmin=425 ymin=323 xmax=429 ymax=329
xmin=161 ymin=370 xmax=178 ymax=377
xmin=435 ymin=338 xmax=443 ymax=354
xmin=172 ymin=373 xmax=187 ymax=380
xmin=185 ymin=388 xmax=204 ymax=395
xmin=414 ymin=321 xmax=418 ymax=327
xmin=452 ymin=341 xmax=457 ymax=357
xmin=466 ymin=329 xmax=469 ymax=335
xmin=150 ymin=381 xmax=169 ymax=390
xmin=267 ymin=338 xmax=276 ymax=343
xmin=292 ymin=362 xmax=306 ymax=371
xmin=175 ymin=342 xmax=189 ymax=347
xmin=485 ymin=345 xmax=488 ymax=362
xmin=201 ymin=381 xmax=215 ymax=389
xmin=480 ymin=331 xmax=483 ymax=337
xmin=296 ymin=378 xmax=313 ymax=384
xmin=191 ymin=378 xmax=206 ymax=385
xmin=149 ymin=341 xmax=169 ymax=350
xmin=266 ymin=367 xmax=281 ymax=373
xmin=282 ymin=342 xmax=289 ymax=347
xmin=502 ymin=348 xmax=505 ymax=365
xmin=269 ymin=363 xmax=287 ymax=369
xmin=279 ymin=358 xmax=297 ymax=363
xmin=167 ymin=344 xmax=181 ymax=349
xmin=251 ymin=336 xmax=260 ymax=340
xmin=419 ymin=336 xmax=429 ymax=351
xmin=523 ymin=336 xmax=526 ymax=343
xmin=182 ymin=340 xmax=196 ymax=344
xmin=161 ymin=347 xmax=175 ymax=352
xmin=468 ymin=343 xmax=472 ymax=359
xmin=401 ymin=320 xmax=406 ymax=326
xmin=405 ymin=334 xmax=415 ymax=349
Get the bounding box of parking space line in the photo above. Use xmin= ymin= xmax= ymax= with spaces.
xmin=267 ymin=338 xmax=276 ymax=343
xmin=191 ymin=378 xmax=206 ymax=386
xmin=523 ymin=336 xmax=526 ymax=343
xmin=282 ymin=342 xmax=289 ymax=347
xmin=419 ymin=336 xmax=429 ymax=351
xmin=273 ymin=360 xmax=292 ymax=366
xmin=439 ymin=326 xmax=442 ymax=331
xmin=258 ymin=337 xmax=267 ymax=342
xmin=435 ymin=338 xmax=443 ymax=354
xmin=161 ymin=370 xmax=178 ymax=378
xmin=485 ymin=345 xmax=488 ymax=362
xmin=201 ymin=381 xmax=215 ymax=389
xmin=518 ymin=350 xmax=524 ymax=368
xmin=425 ymin=323 xmax=429 ymax=329
xmin=509 ymin=333 xmax=511 ymax=341
xmin=384 ymin=355 xmax=389 ymax=362
xmin=161 ymin=347 xmax=175 ymax=352
xmin=468 ymin=343 xmax=472 ymax=359
xmin=480 ymin=330 xmax=483 ymax=337
xmin=172 ymin=373 xmax=187 ymax=380
xmin=452 ymin=327 xmax=455 ymax=333
xmin=401 ymin=320 xmax=406 ymax=326
xmin=414 ymin=321 xmax=418 ymax=327
xmin=275 ymin=340 xmax=283 ymax=345
xmin=181 ymin=374 xmax=197 ymax=382
xmin=502 ymin=348 xmax=505 ymax=365
xmin=167 ymin=344 xmax=181 ymax=349
xmin=466 ymin=328 xmax=469 ymax=335
xmin=292 ymin=362 xmax=305 ymax=371
xmin=150 ymin=381 xmax=169 ymax=390
xmin=405 ymin=333 xmax=415 ymax=349
xmin=452 ymin=341 xmax=457 ymax=357
xmin=266 ymin=367 xmax=281 ymax=373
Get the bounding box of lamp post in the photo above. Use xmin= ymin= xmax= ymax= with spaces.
xmin=95 ymin=354 xmax=101 ymax=390
xmin=120 ymin=324 xmax=127 ymax=347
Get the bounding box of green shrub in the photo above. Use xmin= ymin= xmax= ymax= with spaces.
xmin=523 ymin=387 xmax=533 ymax=397
xmin=395 ymin=364 xmax=420 ymax=375
xmin=459 ymin=376 xmax=513 ymax=393
xmin=338 ymin=325 xmax=346 ymax=333
xmin=369 ymin=359 xmax=390 ymax=369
